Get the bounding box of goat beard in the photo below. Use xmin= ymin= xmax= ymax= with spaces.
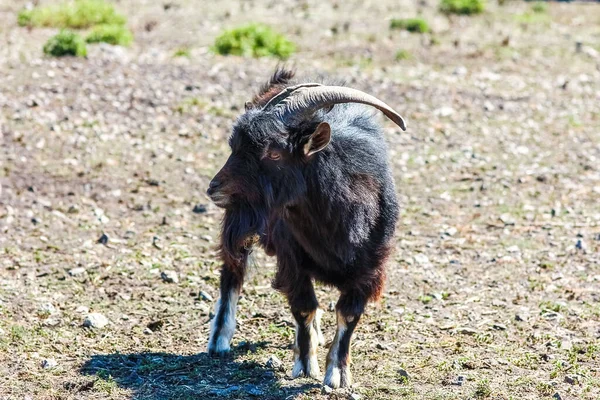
xmin=218 ymin=202 xmax=266 ymax=268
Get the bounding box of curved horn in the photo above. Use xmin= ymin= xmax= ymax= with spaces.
xmin=274 ymin=86 xmax=407 ymax=131
xmin=262 ymin=83 xmax=323 ymax=110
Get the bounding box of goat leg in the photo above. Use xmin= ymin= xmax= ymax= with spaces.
xmin=285 ymin=275 xmax=320 ymax=379
xmin=324 ymin=293 xmax=365 ymax=388
xmin=207 ymin=261 xmax=245 ymax=357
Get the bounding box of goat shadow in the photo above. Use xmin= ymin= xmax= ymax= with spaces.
xmin=80 ymin=342 xmax=320 ymax=399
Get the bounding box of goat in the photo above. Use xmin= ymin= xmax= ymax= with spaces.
xmin=206 ymin=68 xmax=406 ymax=388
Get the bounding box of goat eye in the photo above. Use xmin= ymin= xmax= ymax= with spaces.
xmin=266 ymin=151 xmax=281 ymax=161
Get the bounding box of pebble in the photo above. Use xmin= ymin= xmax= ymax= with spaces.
xmin=322 ymin=385 xmax=333 ymax=394
xmin=456 ymin=327 xmax=477 ymax=335
xmin=350 ymin=394 xmax=362 ymax=400
xmin=68 ymin=267 xmax=86 ymax=276
xmin=414 ymin=253 xmax=430 ymax=265
xmin=398 ymin=368 xmax=410 ymax=381
xmin=552 ymin=393 xmax=562 ymax=400
xmin=515 ymin=314 xmax=527 ymax=322
xmin=39 ymin=303 xmax=57 ymax=315
xmin=564 ymin=375 xmax=578 ymax=385
xmin=41 ymin=358 xmax=58 ymax=369
xmin=451 ymin=375 xmax=465 ymax=386
xmin=97 ymin=233 xmax=109 ymax=245
xmin=492 ymin=323 xmax=507 ymax=331
xmin=266 ymin=355 xmax=283 ymax=371
xmin=161 ymin=270 xmax=179 ymax=283
xmin=199 ymin=290 xmax=213 ymax=302
xmin=192 ymin=204 xmax=207 ymax=214
xmin=575 ymin=239 xmax=586 ymax=251
xmin=83 ymin=313 xmax=109 ymax=329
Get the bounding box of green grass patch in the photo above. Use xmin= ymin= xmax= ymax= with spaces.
xmin=473 ymin=379 xmax=491 ymax=398
xmin=86 ymin=24 xmax=133 ymax=46
xmin=390 ymin=18 xmax=429 ymax=33
xmin=531 ymin=1 xmax=548 ymax=13
xmin=18 ymin=0 xmax=126 ymax=29
xmin=173 ymin=47 xmax=191 ymax=57
xmin=439 ymin=0 xmax=485 ymax=15
xmin=212 ymin=23 xmax=295 ymax=59
xmin=395 ymin=49 xmax=412 ymax=61
xmin=43 ymin=30 xmax=87 ymax=57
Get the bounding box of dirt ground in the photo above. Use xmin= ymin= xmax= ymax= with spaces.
xmin=1 ymin=0 xmax=599 ymax=399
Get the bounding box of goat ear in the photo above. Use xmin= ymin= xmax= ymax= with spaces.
xmin=304 ymin=122 xmax=331 ymax=156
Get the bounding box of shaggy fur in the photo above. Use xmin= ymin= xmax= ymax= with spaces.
xmin=207 ymin=68 xmax=399 ymax=387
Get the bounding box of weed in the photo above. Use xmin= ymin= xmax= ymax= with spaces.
xmin=395 ymin=49 xmax=412 ymax=61
xmin=473 ymin=379 xmax=491 ymax=398
xmin=390 ymin=18 xmax=430 ymax=33
xmin=86 ymin=24 xmax=133 ymax=46
xmin=531 ymin=2 xmax=548 ymax=13
xmin=419 ymin=294 xmax=433 ymax=304
xmin=43 ymin=30 xmax=87 ymax=57
xmin=173 ymin=47 xmax=191 ymax=57
xmin=18 ymin=0 xmax=126 ymax=29
xmin=439 ymin=0 xmax=485 ymax=15
xmin=212 ymin=23 xmax=295 ymax=59
xmin=539 ymin=300 xmax=565 ymax=313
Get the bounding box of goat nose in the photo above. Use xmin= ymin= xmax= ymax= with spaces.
xmin=207 ymin=179 xmax=221 ymax=195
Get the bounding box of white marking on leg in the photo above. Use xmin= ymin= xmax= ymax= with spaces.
xmin=208 ymin=289 xmax=239 ymax=354
xmin=292 ymin=311 xmax=321 ymax=379
xmin=324 ymin=311 xmax=351 ymax=388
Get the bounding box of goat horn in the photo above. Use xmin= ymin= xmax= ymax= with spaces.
xmin=262 ymin=83 xmax=323 ymax=110
xmin=275 ymin=86 xmax=407 ymax=131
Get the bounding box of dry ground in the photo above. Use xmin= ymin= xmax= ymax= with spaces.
xmin=1 ymin=0 xmax=599 ymax=399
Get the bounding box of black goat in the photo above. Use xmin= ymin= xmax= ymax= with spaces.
xmin=206 ymin=69 xmax=406 ymax=388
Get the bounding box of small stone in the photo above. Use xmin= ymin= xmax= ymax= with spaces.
xmin=41 ymin=358 xmax=57 ymax=369
xmin=552 ymin=393 xmax=562 ymax=400
xmin=500 ymin=213 xmax=515 ymax=225
xmin=451 ymin=375 xmax=465 ymax=386
xmin=68 ymin=267 xmax=86 ymax=276
xmin=492 ymin=323 xmax=507 ymax=331
xmin=328 ymin=301 xmax=336 ymax=312
xmin=97 ymin=233 xmax=109 ymax=245
xmin=575 ymin=239 xmax=586 ymax=251
xmin=564 ymin=375 xmax=578 ymax=385
xmin=161 ymin=270 xmax=179 ymax=284
xmin=456 ymin=327 xmax=477 ymax=335
xmin=266 ymin=355 xmax=283 ymax=371
xmin=414 ymin=253 xmax=430 ymax=265
xmin=83 ymin=313 xmax=109 ymax=329
xmin=147 ymin=320 xmax=164 ymax=332
xmin=192 ymin=204 xmax=207 ymax=214
xmin=515 ymin=314 xmax=526 ymax=322
xmin=75 ymin=306 xmax=90 ymax=314
xmin=199 ymin=290 xmax=213 ymax=302
xmin=350 ymin=394 xmax=362 ymax=400
xmin=434 ymin=106 xmax=455 ymax=117
xmin=152 ymin=236 xmax=162 ymax=249
xmin=39 ymin=303 xmax=57 ymax=315
xmin=398 ymin=368 xmax=410 ymax=381
xmin=506 ymin=245 xmax=520 ymax=253
xmin=444 ymin=227 xmax=458 ymax=236
xmin=321 ymin=385 xmax=333 ymax=394
xmin=483 ymin=101 xmax=495 ymax=112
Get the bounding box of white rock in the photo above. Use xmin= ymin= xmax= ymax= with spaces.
xmin=68 ymin=267 xmax=86 ymax=276
xmin=161 ymin=270 xmax=179 ymax=283
xmin=42 ymin=358 xmax=58 ymax=369
xmin=83 ymin=313 xmax=109 ymax=329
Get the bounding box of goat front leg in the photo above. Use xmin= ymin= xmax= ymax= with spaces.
xmin=324 ymin=291 xmax=365 ymax=388
xmin=208 ymin=261 xmax=245 ymax=357
xmin=278 ymin=272 xmax=321 ymax=379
